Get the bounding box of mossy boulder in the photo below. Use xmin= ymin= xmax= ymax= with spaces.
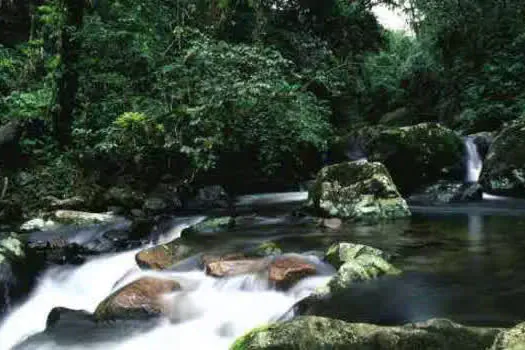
xmin=331 ymin=123 xmax=463 ymax=195
xmin=308 ymin=160 xmax=410 ymax=222
xmin=230 ymin=317 xmax=502 ymax=350
xmin=491 ymin=322 xmax=525 ymax=350
xmin=480 ymin=119 xmax=525 ymax=197
xmin=181 ymin=216 xmax=235 ymax=239
xmin=0 ymin=233 xmax=29 ymax=313
xmin=135 ymin=238 xmax=196 ymax=270
xmin=324 ymin=242 xmax=390 ymax=269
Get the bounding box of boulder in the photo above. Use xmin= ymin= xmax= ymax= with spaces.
xmin=268 ymin=256 xmax=317 ymax=290
xmin=230 ymin=316 xmax=502 ymax=350
xmin=491 ymin=322 xmax=525 ymax=350
xmin=480 ymin=119 xmax=525 ymax=197
xmin=104 ymin=186 xmax=144 ymax=209
xmin=187 ymin=185 xmax=229 ymax=209
xmin=51 ymin=210 xmax=121 ymax=226
xmin=320 ymin=218 xmax=342 ymax=230
xmin=181 ymin=216 xmax=235 ymax=238
xmin=247 ymin=241 xmax=283 ymax=257
xmin=44 ymin=196 xmax=87 ymax=210
xmin=408 ymin=181 xmax=483 ymax=205
xmin=0 ymin=233 xmax=30 ymax=313
xmin=308 ymin=160 xmax=410 ymax=221
xmin=94 ymin=277 xmax=180 ymax=320
xmin=205 ymin=258 xmax=268 ymax=278
xmin=135 ymin=238 xmax=195 ymax=270
xmin=332 ymin=123 xmax=463 ymax=194
xmin=324 ymin=242 xmax=390 ymax=269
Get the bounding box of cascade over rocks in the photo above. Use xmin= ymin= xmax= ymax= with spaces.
xmin=480 ymin=119 xmax=525 ymax=197
xmin=230 ymin=316 xmax=502 ymax=350
xmin=308 ymin=160 xmax=410 ymax=221
xmin=94 ymin=277 xmax=181 ymax=321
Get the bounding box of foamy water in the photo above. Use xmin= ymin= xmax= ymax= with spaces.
xmin=0 ymin=215 xmax=333 ymax=350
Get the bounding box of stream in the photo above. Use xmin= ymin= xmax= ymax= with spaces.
xmin=2 ymin=191 xmax=525 ymax=349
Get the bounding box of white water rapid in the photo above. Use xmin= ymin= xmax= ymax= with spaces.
xmin=0 ymin=214 xmax=332 ymax=350
xmin=465 ymin=137 xmax=483 ymax=183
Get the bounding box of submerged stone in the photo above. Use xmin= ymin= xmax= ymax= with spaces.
xmin=230 ymin=316 xmax=502 ymax=350
xmin=308 ymin=160 xmax=410 ymax=222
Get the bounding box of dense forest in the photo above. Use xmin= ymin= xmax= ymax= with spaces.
xmin=1 ymin=0 xmax=525 ymax=214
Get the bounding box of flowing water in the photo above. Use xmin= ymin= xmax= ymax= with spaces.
xmin=465 ymin=136 xmax=483 ymax=183
xmin=3 ymin=190 xmax=525 ymax=349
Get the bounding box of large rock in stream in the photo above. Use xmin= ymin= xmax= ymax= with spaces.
xmin=308 ymin=160 xmax=410 ymax=221
xmin=94 ymin=277 xmax=180 ymax=320
xmin=135 ymin=238 xmax=196 ymax=270
xmin=480 ymin=119 xmax=525 ymax=197
xmin=230 ymin=316 xmax=502 ymax=350
xmin=331 ymin=123 xmax=464 ymax=195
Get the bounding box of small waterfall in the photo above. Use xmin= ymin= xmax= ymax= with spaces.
xmin=464 ymin=137 xmax=483 ymax=183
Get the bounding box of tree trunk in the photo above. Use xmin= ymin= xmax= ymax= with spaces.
xmin=54 ymin=0 xmax=84 ymax=147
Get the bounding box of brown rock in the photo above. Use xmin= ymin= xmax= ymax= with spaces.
xmin=268 ymin=256 xmax=317 ymax=290
xmin=205 ymin=258 xmax=268 ymax=277
xmin=135 ymin=240 xmax=194 ymax=270
xmin=94 ymin=277 xmax=180 ymax=320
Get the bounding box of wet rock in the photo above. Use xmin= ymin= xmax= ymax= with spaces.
xmin=408 ymin=181 xmax=483 ymax=205
xmin=480 ymin=119 xmax=525 ymax=197
xmin=0 ymin=233 xmax=31 ymax=313
xmin=181 ymin=216 xmax=235 ymax=238
xmin=327 ymin=254 xmax=401 ymax=293
xmin=104 ymin=186 xmax=145 ymax=209
xmin=247 ymin=241 xmax=283 ymax=257
xmin=45 ymin=196 xmax=86 ymax=210
xmin=491 ymin=322 xmax=525 ymax=350
xmin=19 ymin=218 xmax=57 ymax=232
xmin=268 ymin=256 xmax=317 ymax=290
xmin=135 ymin=238 xmax=195 ymax=270
xmin=205 ymin=258 xmax=268 ymax=278
xmin=230 ymin=316 xmax=502 ymax=350
xmin=308 ymin=160 xmax=411 ymax=222
xmin=13 ymin=307 xmax=158 ymax=349
xmin=320 ymin=218 xmax=342 ymax=230
xmin=332 ymin=123 xmax=463 ymax=195
xmin=470 ymin=131 xmax=494 ymax=160
xmin=51 ymin=210 xmax=121 ymax=226
xmin=325 ymin=242 xmax=390 ymax=269
xmin=94 ymin=277 xmax=180 ymax=320
xmin=187 ymin=185 xmax=229 ymax=209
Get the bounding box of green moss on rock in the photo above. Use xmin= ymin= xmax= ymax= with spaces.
xmin=491 ymin=322 xmax=525 ymax=350
xmin=230 ymin=317 xmax=502 ymax=350
xmin=308 ymin=160 xmax=410 ymax=221
xmin=181 ymin=216 xmax=235 ymax=238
